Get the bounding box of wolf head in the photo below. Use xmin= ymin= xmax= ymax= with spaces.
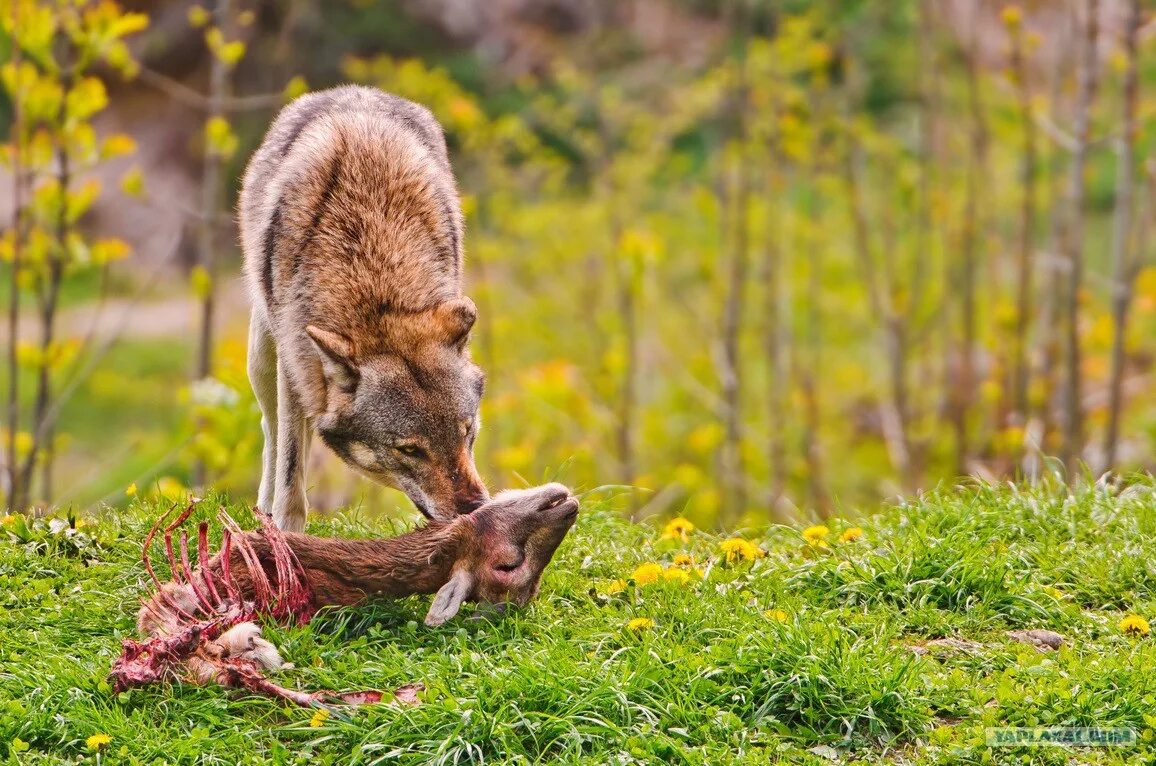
xmin=425 ymin=483 xmax=580 ymax=626
xmin=307 ymin=297 xmax=488 ymax=520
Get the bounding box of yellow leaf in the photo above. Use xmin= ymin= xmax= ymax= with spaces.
xmin=27 ymin=129 xmax=55 ymax=169
xmin=152 ymin=476 xmax=190 ymax=503
xmin=66 ymin=77 xmax=109 ymax=122
xmin=112 ymin=12 xmax=150 ymax=38
xmin=1000 ymin=6 xmax=1023 ymax=29
xmin=105 ymin=40 xmax=140 ymax=79
xmin=101 ymin=133 xmax=137 ymax=159
xmin=92 ymin=238 xmax=131 ymax=265
xmin=188 ymin=5 xmax=210 ymax=28
xmin=66 ymin=179 xmax=102 ymax=224
xmin=190 ymin=265 xmax=212 ymax=299
xmin=13 ymin=431 xmax=34 ymax=458
xmin=65 ymin=122 xmax=98 ymax=162
xmin=204 ymin=116 xmax=238 ymax=159
xmin=217 ymin=41 xmax=246 ymax=67
xmin=120 ymin=167 xmax=145 ymax=198
xmin=282 ymin=75 xmax=309 ymax=102
xmin=15 ymin=342 xmax=41 ymax=368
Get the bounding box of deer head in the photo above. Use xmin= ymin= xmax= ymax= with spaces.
xmin=425 ymin=482 xmax=578 ymax=626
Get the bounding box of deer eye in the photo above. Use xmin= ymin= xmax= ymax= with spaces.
xmin=494 ymin=553 xmax=524 ymax=572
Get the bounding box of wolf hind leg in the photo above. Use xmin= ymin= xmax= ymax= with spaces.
xmin=247 ymin=310 xmax=278 ymax=513
xmin=272 ymin=357 xmax=310 ymax=532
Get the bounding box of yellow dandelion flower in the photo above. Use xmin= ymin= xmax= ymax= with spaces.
xmin=671 ymin=553 xmax=695 ymax=567
xmin=631 ymin=562 xmax=664 ymax=586
xmin=1043 ymin=586 xmax=1065 ymax=600
xmin=1 ymin=514 xmax=15 ymax=527
xmin=605 ymin=578 xmax=628 ymax=595
xmin=763 ymin=609 xmax=789 ymax=622
xmin=802 ymin=525 xmax=829 ymax=543
xmin=309 ymin=708 xmax=330 ymax=727
xmin=661 ymin=517 xmax=695 ymax=541
xmin=125 ymin=482 xmax=137 ymax=497
xmin=838 ymin=527 xmax=863 ymax=543
xmin=662 ymin=567 xmax=691 ymax=585
xmin=719 ymin=538 xmax=764 ymax=563
xmin=86 ymin=733 xmax=112 ymax=750
xmin=1120 ymin=614 xmax=1150 ymax=637
xmin=627 ymin=617 xmax=655 ymax=632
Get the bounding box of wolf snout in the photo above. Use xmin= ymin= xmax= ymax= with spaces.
xmin=455 ymin=494 xmax=487 ymax=514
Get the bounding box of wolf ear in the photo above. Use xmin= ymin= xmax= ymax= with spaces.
xmin=306 ymin=325 xmax=358 ymax=392
xmin=424 ymin=568 xmax=474 ymax=626
xmin=433 ymin=297 xmax=476 ymax=349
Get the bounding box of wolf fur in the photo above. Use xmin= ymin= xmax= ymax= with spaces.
xmin=239 ymin=86 xmax=488 ymax=532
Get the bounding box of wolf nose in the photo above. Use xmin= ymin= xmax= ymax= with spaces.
xmin=456 ymin=496 xmax=486 ymax=514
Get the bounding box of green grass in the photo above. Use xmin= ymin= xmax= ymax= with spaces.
xmin=4 ymin=479 xmax=1156 ymax=764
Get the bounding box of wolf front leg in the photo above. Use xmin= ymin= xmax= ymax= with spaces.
xmin=247 ymin=311 xmax=279 ymax=512
xmin=272 ymin=358 xmax=311 ymax=532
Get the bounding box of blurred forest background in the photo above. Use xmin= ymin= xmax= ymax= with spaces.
xmin=2 ymin=0 xmax=1155 ymax=526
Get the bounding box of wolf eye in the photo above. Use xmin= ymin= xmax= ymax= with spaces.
xmin=395 ymin=444 xmax=427 ymax=459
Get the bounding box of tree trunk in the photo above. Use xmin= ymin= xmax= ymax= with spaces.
xmin=193 ymin=0 xmax=233 ymax=488
xmin=1028 ymin=5 xmax=1076 ymax=479
xmin=196 ymin=0 xmax=232 ymax=382
xmin=911 ymin=0 xmax=940 ymax=483
xmin=845 ymin=140 xmax=911 ymax=486
xmin=762 ymin=142 xmax=788 ymax=514
xmin=5 ymin=2 xmax=25 ymax=512
xmin=951 ymin=4 xmax=988 ymax=477
xmin=613 ymin=213 xmax=638 ymax=516
xmin=1103 ymin=0 xmax=1140 ymax=470
xmin=719 ymin=0 xmax=751 ymax=523
xmin=1008 ymin=13 xmax=1037 ymax=431
xmin=1060 ymin=0 xmax=1100 ymax=475
xmin=801 ymin=166 xmax=829 ymax=517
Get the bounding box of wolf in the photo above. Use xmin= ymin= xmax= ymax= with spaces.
xmin=238 ymin=85 xmax=488 ymax=532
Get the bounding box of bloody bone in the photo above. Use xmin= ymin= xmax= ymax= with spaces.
xmin=110 ymin=484 xmax=578 ymax=708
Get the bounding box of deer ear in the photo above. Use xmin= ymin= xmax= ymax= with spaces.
xmin=424 ymin=568 xmax=474 ymax=626
xmin=306 ymin=325 xmax=358 ymax=392
xmin=433 ymin=297 xmax=476 ymax=349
